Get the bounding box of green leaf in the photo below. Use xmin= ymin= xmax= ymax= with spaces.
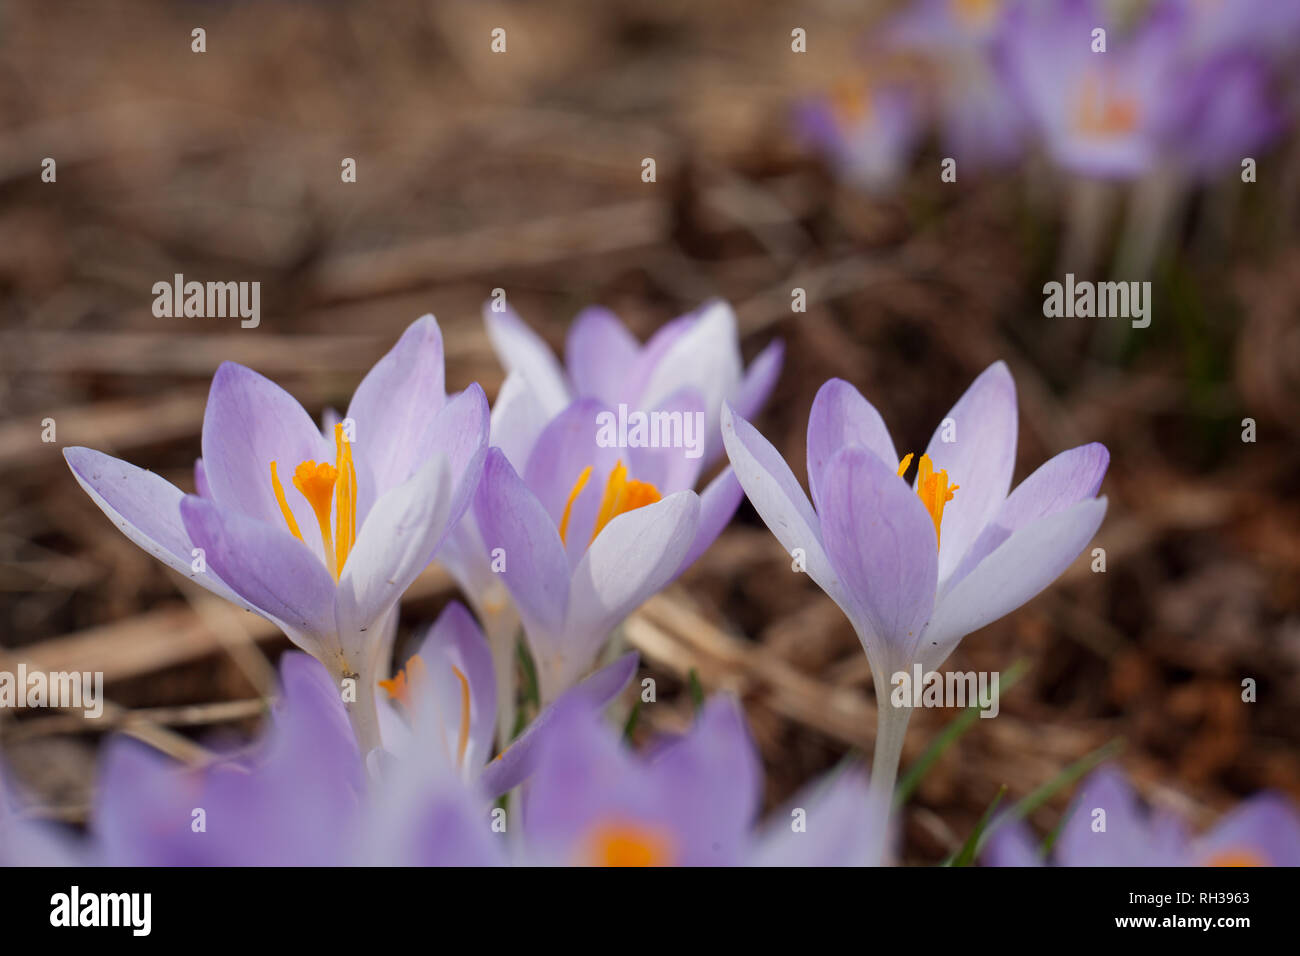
xmin=949 ymin=785 xmax=1008 ymax=867
xmin=516 ymin=637 xmax=540 ymax=711
xmin=622 ymin=699 xmax=641 ymax=741
xmin=895 ymin=658 xmax=1031 ymax=808
xmin=687 ymin=668 xmax=705 ymax=713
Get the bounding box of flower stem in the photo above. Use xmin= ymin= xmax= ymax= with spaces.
xmin=483 ymin=604 xmax=521 ymax=750
xmin=868 ymin=671 xmax=912 ymax=848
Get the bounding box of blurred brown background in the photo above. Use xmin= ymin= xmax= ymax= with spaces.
xmin=0 ymin=1 xmax=1297 ymax=863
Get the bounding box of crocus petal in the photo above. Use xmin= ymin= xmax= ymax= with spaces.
xmin=651 ymin=696 xmax=761 ymax=863
xmin=675 ymin=466 xmax=744 ymax=577
xmin=483 ymin=303 xmax=571 ymax=417
xmin=194 ymin=458 xmax=211 ymax=498
xmin=730 ymin=339 xmax=786 ymax=423
xmin=560 ymin=491 xmax=699 ymax=696
xmin=806 ymin=378 xmax=899 ymax=514
xmin=1052 ymin=765 xmax=1167 ymax=867
xmin=199 ymin=361 xmax=331 ymax=547
xmin=180 ymin=496 xmax=337 ymax=652
xmin=625 ymin=387 xmax=708 ymax=493
xmin=523 ymin=398 xmax=620 ymax=527
xmin=490 ymin=372 xmax=551 ymax=473
xmin=819 ymin=445 xmax=939 ymax=669
xmin=478 ymin=651 xmax=638 ymax=798
xmin=473 ymin=448 xmax=570 ymax=644
xmin=336 ymin=453 xmax=454 ymax=645
xmin=944 ymin=442 xmax=1109 ymax=595
xmin=922 ymin=496 xmax=1107 ymax=669
xmin=923 ymin=360 xmax=1018 ymax=584
xmin=64 ymin=447 xmax=246 ymax=610
xmin=980 ymin=820 xmax=1044 ymax=867
xmin=1196 ymin=794 xmax=1300 ymax=867
xmin=345 ymin=314 xmax=448 ymax=496
xmin=751 ymin=767 xmax=885 ymax=866
xmin=639 ymin=301 xmax=743 ymax=440
xmin=415 ymin=601 xmax=498 ymax=774
xmin=720 ymin=404 xmax=848 ymax=611
xmin=566 ymin=306 xmax=641 ymax=405
xmin=409 ymin=383 xmax=490 ymax=548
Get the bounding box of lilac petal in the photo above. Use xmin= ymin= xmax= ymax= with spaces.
xmin=922 ymin=496 xmax=1107 ymax=669
xmin=944 ymin=442 xmax=1109 ymax=595
xmin=345 ymin=315 xmax=447 ymax=497
xmin=720 ymin=404 xmax=848 ymax=610
xmin=639 ymin=301 xmax=743 ymax=441
xmin=490 ymin=372 xmax=551 ymax=473
xmin=194 ymin=458 xmax=211 ymax=498
xmin=650 ymin=696 xmax=761 ymax=863
xmin=478 ymin=651 xmax=638 ymax=798
xmin=980 ymin=820 xmax=1044 ymax=867
xmin=923 ymin=360 xmax=1018 ymax=585
xmin=65 ymin=447 xmax=249 ymax=611
xmin=674 ymin=466 xmax=744 ymax=578
xmin=473 ymin=448 xmax=570 ymax=643
xmin=751 ymin=767 xmax=885 ymax=866
xmin=560 ymin=491 xmax=699 ymax=696
xmin=364 ymin=768 xmax=505 ymax=866
xmin=180 ymin=495 xmax=337 ymax=651
xmin=200 ymin=361 xmax=331 ymax=544
xmin=820 ymin=445 xmax=939 ymax=668
xmin=410 ymin=383 xmax=490 ymax=547
xmin=336 ymin=453 xmax=454 ymax=645
xmin=1053 ymin=765 xmax=1168 ymax=867
xmin=1196 ymin=794 xmax=1300 ymax=867
xmin=415 ymin=602 xmax=498 ymax=774
xmin=93 ymin=738 xmax=208 ymax=865
xmin=730 ymin=339 xmax=786 ymax=422
xmin=483 ymin=302 xmax=571 ymax=417
xmin=806 ymin=378 xmax=900 ymax=514
xmin=627 ymin=312 xmax=695 ymax=402
xmin=625 ymin=387 xmax=708 ymax=493
xmin=566 ymin=306 xmax=641 ymax=405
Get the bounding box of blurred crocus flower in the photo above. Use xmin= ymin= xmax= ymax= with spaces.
xmin=797 ymin=79 xmax=924 ymax=191
xmin=983 ymin=765 xmax=1300 ymax=866
xmin=484 ymin=299 xmax=783 ymax=467
xmin=519 ymin=695 xmax=886 ymax=866
xmin=722 ymin=362 xmax=1108 ymax=805
xmin=1173 ymin=0 xmax=1300 ymax=61
xmin=883 ymin=0 xmax=1027 ymax=168
xmin=64 ymin=316 xmax=488 ymax=754
xmin=998 ymin=0 xmax=1186 ymax=180
xmin=469 ymin=392 xmax=743 ymax=703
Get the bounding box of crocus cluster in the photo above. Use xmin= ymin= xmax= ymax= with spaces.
xmin=0 ymin=303 xmax=1290 ymax=867
xmin=801 ymin=0 xmax=1296 ymax=186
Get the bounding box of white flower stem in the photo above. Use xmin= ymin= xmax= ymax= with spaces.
xmin=345 ymin=672 xmax=384 ymax=763
xmin=868 ymin=672 xmax=912 ymax=839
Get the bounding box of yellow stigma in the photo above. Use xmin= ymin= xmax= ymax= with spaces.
xmin=558 ymin=461 xmax=661 ymax=547
xmin=582 ymin=820 xmax=677 ymax=867
xmin=898 ymin=453 xmax=958 ymax=549
xmin=269 ymin=422 xmax=357 ymax=582
xmin=1073 ymin=72 xmax=1140 ymax=138
xmin=379 ymin=654 xmax=427 ymax=708
xmin=1202 ymin=849 xmax=1267 ymax=867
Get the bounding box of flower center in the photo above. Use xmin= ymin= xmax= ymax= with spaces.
xmin=269 ymin=422 xmax=356 ymax=581
xmin=897 ymin=453 xmax=958 ymax=549
xmin=1072 ymin=72 xmax=1140 ymax=139
xmin=831 ymin=79 xmax=873 ymax=125
xmin=559 ymin=460 xmax=661 ymax=547
xmin=1201 ymin=849 xmax=1266 ymax=867
xmin=581 ymin=819 xmax=677 ymax=867
xmin=379 ymin=655 xmax=472 ymax=769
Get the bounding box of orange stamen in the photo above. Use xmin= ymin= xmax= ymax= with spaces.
xmin=590 ymin=461 xmax=661 ymax=545
xmin=582 ymin=820 xmax=676 ymax=867
xmin=379 ymin=654 xmax=427 ymax=708
xmin=1202 ymin=849 xmax=1266 ymax=867
xmin=269 ymin=462 xmax=305 ymax=544
xmin=333 ymin=423 xmax=356 ymax=576
xmin=898 ymin=453 xmax=958 ymax=550
xmin=451 ymin=665 xmax=471 ymax=770
xmin=293 ymin=460 xmax=339 ymax=579
xmin=558 ymin=466 xmax=593 ymax=545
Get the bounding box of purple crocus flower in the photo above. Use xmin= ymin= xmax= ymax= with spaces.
xmin=882 ymin=0 xmax=1028 ymax=168
xmin=1173 ymin=0 xmax=1300 ymax=61
xmin=63 ymin=316 xmax=488 ymax=754
xmin=998 ymin=0 xmax=1187 ymax=180
xmin=797 ymin=80 xmax=925 ymax=192
xmin=721 ymin=362 xmax=1108 ymax=807
xmin=485 ymin=299 xmax=783 ymax=467
xmin=983 ymin=765 xmax=1300 ymax=866
xmin=470 ymin=394 xmax=743 ymax=703
xmin=518 ymin=695 xmax=886 ymax=866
